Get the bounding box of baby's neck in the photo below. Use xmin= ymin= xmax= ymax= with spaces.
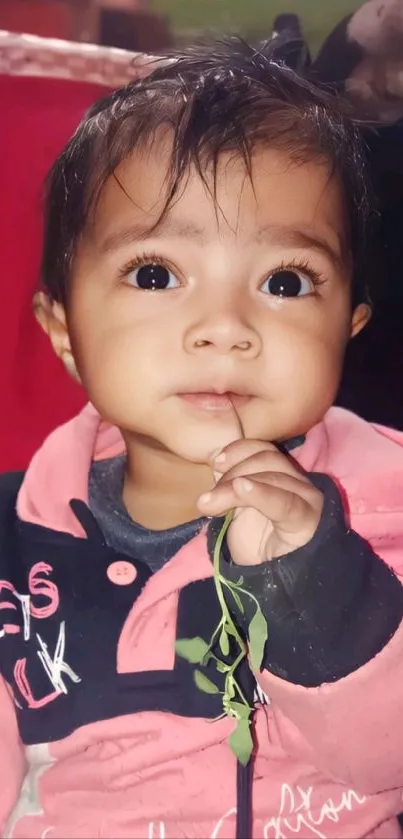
xmin=122 ymin=436 xmax=213 ymax=531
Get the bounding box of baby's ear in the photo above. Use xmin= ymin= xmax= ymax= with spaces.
xmin=350 ymin=302 xmax=372 ymax=338
xmin=33 ymin=292 xmax=81 ymax=382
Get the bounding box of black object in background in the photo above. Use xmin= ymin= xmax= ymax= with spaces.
xmin=310 ymin=2 xmax=403 ymax=430
xmin=337 ymin=122 xmax=403 ymax=430
xmin=272 ymin=13 xmax=311 ymax=71
xmin=313 ymin=14 xmax=364 ymax=87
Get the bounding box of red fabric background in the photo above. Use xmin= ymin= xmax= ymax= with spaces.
xmin=0 ymin=74 xmax=110 ymax=471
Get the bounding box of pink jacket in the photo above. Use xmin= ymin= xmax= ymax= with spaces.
xmin=1 ymin=404 xmax=403 ymax=838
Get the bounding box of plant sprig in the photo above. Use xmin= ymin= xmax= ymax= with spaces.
xmin=176 ymin=511 xmax=268 ymax=765
xmin=176 ymin=400 xmax=268 ymax=764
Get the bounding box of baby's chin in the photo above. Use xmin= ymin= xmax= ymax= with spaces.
xmin=171 ymin=420 xmax=243 ymax=465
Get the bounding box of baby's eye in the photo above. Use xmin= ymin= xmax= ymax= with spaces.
xmin=260 ymin=268 xmax=314 ymax=298
xmin=127 ymin=262 xmax=179 ymax=291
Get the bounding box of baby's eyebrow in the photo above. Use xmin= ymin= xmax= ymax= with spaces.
xmin=99 ymin=218 xmax=346 ymax=268
xmin=254 ymin=224 xmax=347 ymax=268
xmin=99 ymin=218 xmax=207 ymax=252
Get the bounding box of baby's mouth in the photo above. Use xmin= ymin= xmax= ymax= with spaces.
xmin=177 ymin=391 xmax=252 ymax=412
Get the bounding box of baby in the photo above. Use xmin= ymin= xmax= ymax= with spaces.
xmin=1 ymin=39 xmax=403 ymax=839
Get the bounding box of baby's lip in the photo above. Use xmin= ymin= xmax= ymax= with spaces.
xmin=176 ymin=391 xmax=253 ymax=412
xmin=175 ymin=385 xmax=253 ymax=397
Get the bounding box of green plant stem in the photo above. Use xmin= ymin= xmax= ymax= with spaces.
xmin=212 ymin=512 xmax=245 ymax=652
xmin=222 ymin=578 xmax=261 ymax=614
xmin=228 ymin=650 xmax=251 ymax=709
xmin=205 ymin=617 xmax=225 ymax=657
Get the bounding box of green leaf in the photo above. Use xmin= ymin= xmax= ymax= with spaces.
xmin=229 ymin=588 xmax=244 ymax=615
xmin=228 ymin=718 xmax=254 ymax=766
xmin=235 ymin=576 xmax=244 ymax=587
xmin=175 ymin=637 xmax=210 ymax=664
xmin=194 ymin=670 xmax=220 ymax=695
xmin=248 ymin=608 xmax=268 ymax=672
xmin=227 ymin=701 xmax=252 ymax=720
xmin=219 ymin=628 xmax=230 ymax=656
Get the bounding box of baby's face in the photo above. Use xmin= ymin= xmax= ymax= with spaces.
xmin=65 ymin=144 xmax=369 ymax=462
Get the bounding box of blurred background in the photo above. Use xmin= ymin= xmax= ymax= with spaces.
xmin=0 ymin=0 xmax=365 ymax=53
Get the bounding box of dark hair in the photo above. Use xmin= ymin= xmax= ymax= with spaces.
xmin=41 ymin=38 xmax=374 ymax=305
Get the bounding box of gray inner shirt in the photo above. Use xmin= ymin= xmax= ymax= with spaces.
xmin=88 ymin=456 xmax=206 ymax=573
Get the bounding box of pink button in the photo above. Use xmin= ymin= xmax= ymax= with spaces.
xmin=107 ymin=561 xmax=137 ymax=586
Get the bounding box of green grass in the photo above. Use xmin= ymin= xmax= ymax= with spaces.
xmin=150 ymin=0 xmax=363 ymax=53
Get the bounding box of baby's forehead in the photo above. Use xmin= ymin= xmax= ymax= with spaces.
xmin=89 ymin=145 xmax=348 ymax=260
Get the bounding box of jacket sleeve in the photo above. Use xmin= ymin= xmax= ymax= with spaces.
xmin=0 ymin=473 xmax=27 ymax=829
xmin=211 ymin=474 xmax=403 ymax=793
xmin=0 ymin=676 xmax=25 ymax=833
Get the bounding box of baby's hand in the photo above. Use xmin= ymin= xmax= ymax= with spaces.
xmin=198 ymin=440 xmax=324 ymax=565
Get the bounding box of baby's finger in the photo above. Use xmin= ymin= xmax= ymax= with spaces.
xmin=232 ymin=472 xmax=322 ymax=534
xmin=198 ymin=470 xmax=321 ymax=524
xmin=197 ymin=481 xmax=239 ymax=517
xmin=210 ymin=439 xmax=278 ymax=472
xmin=214 ymin=448 xmax=308 ymax=483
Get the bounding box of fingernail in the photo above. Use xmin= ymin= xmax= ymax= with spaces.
xmin=198 ymin=492 xmax=212 ymax=506
xmin=234 ymin=477 xmax=253 ymax=493
xmin=210 ymin=447 xmax=223 ymax=461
